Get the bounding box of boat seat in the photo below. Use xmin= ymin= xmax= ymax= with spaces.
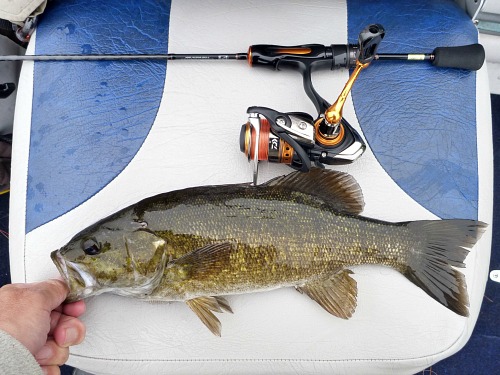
xmin=10 ymin=0 xmax=493 ymax=374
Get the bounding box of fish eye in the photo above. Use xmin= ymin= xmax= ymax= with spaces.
xmin=82 ymin=239 xmax=102 ymax=255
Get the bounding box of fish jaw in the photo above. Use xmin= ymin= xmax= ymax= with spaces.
xmin=51 ymin=250 xmax=99 ymax=302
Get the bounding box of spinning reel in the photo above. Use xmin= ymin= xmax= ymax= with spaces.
xmin=240 ymin=24 xmax=384 ymax=183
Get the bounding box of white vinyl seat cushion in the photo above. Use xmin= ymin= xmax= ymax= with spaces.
xmin=10 ymin=1 xmax=492 ymax=374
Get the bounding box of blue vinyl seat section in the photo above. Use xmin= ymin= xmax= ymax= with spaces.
xmin=26 ymin=0 xmax=170 ymax=232
xmin=348 ymin=0 xmax=478 ymax=220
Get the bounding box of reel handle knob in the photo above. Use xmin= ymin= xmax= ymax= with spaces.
xmin=358 ymin=24 xmax=385 ymax=64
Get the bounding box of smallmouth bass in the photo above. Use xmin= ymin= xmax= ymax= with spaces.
xmin=51 ymin=169 xmax=486 ymax=336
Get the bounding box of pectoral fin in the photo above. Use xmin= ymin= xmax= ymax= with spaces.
xmin=186 ymin=296 xmax=233 ymax=336
xmin=296 ymin=269 xmax=357 ymax=319
xmin=170 ymin=242 xmax=234 ymax=278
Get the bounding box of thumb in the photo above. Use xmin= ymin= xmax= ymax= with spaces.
xmin=32 ymin=279 xmax=70 ymax=311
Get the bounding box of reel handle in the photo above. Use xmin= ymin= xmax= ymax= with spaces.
xmin=322 ymin=24 xmax=385 ymax=128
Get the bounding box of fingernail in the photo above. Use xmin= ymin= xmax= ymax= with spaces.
xmin=64 ymin=327 xmax=79 ymax=346
xmin=35 ymin=345 xmax=53 ymax=361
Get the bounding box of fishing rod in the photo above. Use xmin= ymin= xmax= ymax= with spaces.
xmin=0 ymin=24 xmax=485 ymax=184
xmin=0 ymin=42 xmax=484 ymax=71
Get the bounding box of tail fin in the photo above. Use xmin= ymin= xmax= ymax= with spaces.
xmin=404 ymin=220 xmax=487 ymax=317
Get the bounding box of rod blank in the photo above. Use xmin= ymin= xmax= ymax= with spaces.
xmin=0 ymin=53 xmax=248 ymax=62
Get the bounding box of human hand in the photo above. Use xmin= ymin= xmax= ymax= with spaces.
xmin=0 ymin=279 xmax=86 ymax=375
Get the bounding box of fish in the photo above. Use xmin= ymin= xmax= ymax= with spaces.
xmin=51 ymin=168 xmax=487 ymax=336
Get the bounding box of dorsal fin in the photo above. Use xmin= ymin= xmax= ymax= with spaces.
xmin=262 ymin=168 xmax=364 ymax=215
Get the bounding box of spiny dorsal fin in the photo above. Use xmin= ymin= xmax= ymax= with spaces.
xmin=263 ymin=168 xmax=364 ymax=215
xmin=186 ymin=296 xmax=233 ymax=336
xmin=296 ymin=269 xmax=358 ymax=319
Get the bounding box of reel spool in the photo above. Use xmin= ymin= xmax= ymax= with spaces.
xmin=240 ymin=117 xmax=294 ymax=166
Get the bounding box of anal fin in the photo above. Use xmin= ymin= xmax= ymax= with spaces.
xmin=296 ymin=269 xmax=357 ymax=319
xmin=186 ymin=296 xmax=233 ymax=336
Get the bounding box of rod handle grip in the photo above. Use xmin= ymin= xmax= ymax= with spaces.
xmin=432 ymin=43 xmax=485 ymax=71
xmin=248 ymin=44 xmax=356 ymax=71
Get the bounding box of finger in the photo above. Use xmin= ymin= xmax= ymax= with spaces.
xmin=35 ymin=338 xmax=69 ymax=366
xmin=53 ymin=315 xmax=86 ymax=347
xmin=49 ymin=310 xmax=63 ymax=336
xmin=32 ymin=280 xmax=69 ymax=311
xmin=62 ymin=300 xmax=86 ymax=317
xmin=50 ymin=301 xmax=85 ymax=335
xmin=40 ymin=365 xmax=61 ymax=375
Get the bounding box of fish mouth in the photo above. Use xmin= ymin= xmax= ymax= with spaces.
xmin=51 ymin=250 xmax=98 ymax=301
xmin=50 ymin=246 xmax=168 ymax=301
